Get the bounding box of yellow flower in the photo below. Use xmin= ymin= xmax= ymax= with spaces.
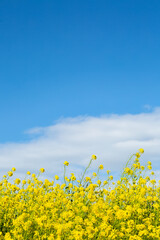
xmin=40 ymin=168 xmax=45 ymax=173
xmin=97 ymin=180 xmax=101 ymax=185
xmin=86 ymin=177 xmax=91 ymax=182
xmin=64 ymin=161 xmax=69 ymax=166
xmin=1 ymin=149 xmax=159 ymax=239
xmin=145 ymin=176 xmax=150 ymax=181
xmin=124 ymin=167 xmax=130 ymax=173
xmin=55 ymin=175 xmax=59 ymax=180
xmin=27 ymin=179 xmax=31 ymax=184
xmin=130 ymin=170 xmax=133 ymax=175
xmin=27 ymin=171 xmax=31 ymax=175
xmin=91 ymin=155 xmax=97 ymax=160
xmin=71 ymin=175 xmax=76 ymax=181
xmin=135 ymin=152 xmax=140 ymax=158
xmin=148 ymin=165 xmax=152 ymax=170
xmin=82 ymin=206 xmax=88 ymax=212
xmin=4 ymin=233 xmax=12 ymax=240
xmin=139 ymin=148 xmax=144 ymax=153
xmin=150 ymin=179 xmax=156 ymax=184
xmin=61 ymin=184 xmax=66 ymax=189
xmin=109 ymin=175 xmax=113 ymax=180
xmin=65 ymin=176 xmax=70 ymax=182
xmin=14 ymin=178 xmax=21 ymax=185
xmin=68 ymin=183 xmax=73 ymax=188
xmin=12 ymin=167 xmax=16 ymax=172
xmin=103 ymin=180 xmax=108 ymax=185
xmin=22 ymin=180 xmax=26 ymax=185
xmin=99 ymin=164 xmax=104 ymax=170
xmin=135 ymin=157 xmax=139 ymax=163
xmin=8 ymin=171 xmax=13 ymax=177
xmin=107 ymin=170 xmax=110 ymax=174
xmin=32 ymin=173 xmax=36 ymax=178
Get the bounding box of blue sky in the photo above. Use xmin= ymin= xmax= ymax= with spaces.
xmin=0 ymin=1 xmax=160 ymax=181
xmin=0 ymin=0 xmax=160 ymax=143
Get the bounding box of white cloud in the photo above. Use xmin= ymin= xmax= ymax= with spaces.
xmin=1 ymin=108 xmax=160 ymax=181
xmin=143 ymin=104 xmax=152 ymax=111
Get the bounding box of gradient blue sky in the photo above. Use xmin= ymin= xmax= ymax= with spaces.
xmin=0 ymin=0 xmax=160 ymax=143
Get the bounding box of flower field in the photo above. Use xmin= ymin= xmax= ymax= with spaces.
xmin=0 ymin=149 xmax=160 ymax=239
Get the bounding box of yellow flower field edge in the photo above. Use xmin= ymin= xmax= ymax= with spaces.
xmin=0 ymin=148 xmax=160 ymax=240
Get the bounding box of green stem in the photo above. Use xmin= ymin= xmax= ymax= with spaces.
xmin=142 ymin=163 xmax=148 ymax=179
xmin=80 ymin=159 xmax=93 ymax=185
xmin=120 ymin=154 xmax=135 ymax=180
xmin=64 ymin=165 xmax=66 ymax=185
xmin=97 ymin=168 xmax=100 ymax=180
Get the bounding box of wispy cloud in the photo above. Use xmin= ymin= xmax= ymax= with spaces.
xmin=143 ymin=104 xmax=152 ymax=111
xmin=0 ymin=108 xmax=160 ymax=181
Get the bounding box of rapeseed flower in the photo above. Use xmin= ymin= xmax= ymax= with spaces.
xmin=64 ymin=161 xmax=69 ymax=166
xmin=22 ymin=180 xmax=26 ymax=185
xmin=136 ymin=152 xmax=141 ymax=158
xmin=40 ymin=168 xmax=45 ymax=173
xmin=99 ymin=164 xmax=104 ymax=170
xmin=55 ymin=175 xmax=59 ymax=180
xmin=14 ymin=178 xmax=21 ymax=185
xmin=139 ymin=148 xmax=144 ymax=153
xmin=71 ymin=175 xmax=76 ymax=181
xmin=7 ymin=171 xmax=13 ymax=177
xmin=92 ymin=154 xmax=97 ymax=160
xmin=0 ymin=149 xmax=160 ymax=239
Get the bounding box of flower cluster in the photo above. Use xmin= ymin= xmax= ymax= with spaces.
xmin=0 ymin=149 xmax=160 ymax=239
